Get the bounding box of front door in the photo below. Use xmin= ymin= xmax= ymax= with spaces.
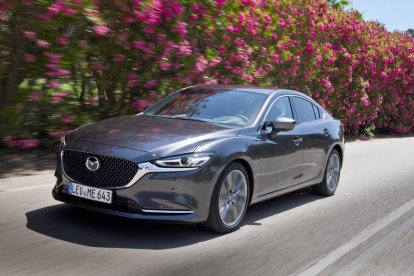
xmin=259 ymin=97 xmax=304 ymax=195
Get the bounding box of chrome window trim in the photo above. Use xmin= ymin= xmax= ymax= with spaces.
xmin=141 ymin=209 xmax=194 ymax=214
xmin=290 ymin=95 xmax=327 ymax=125
xmin=260 ymin=95 xmax=293 ymax=126
xmin=252 ymin=89 xmax=280 ymax=126
xmin=258 ymin=94 xmax=293 ymax=135
xmin=60 ymin=150 xmax=197 ymax=190
xmin=258 ymin=93 xmax=332 ymax=133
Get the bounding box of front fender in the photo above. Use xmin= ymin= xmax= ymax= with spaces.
xmin=196 ymin=136 xmax=262 ymax=198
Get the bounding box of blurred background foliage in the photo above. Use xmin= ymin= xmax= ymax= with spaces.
xmin=0 ymin=0 xmax=413 ymax=149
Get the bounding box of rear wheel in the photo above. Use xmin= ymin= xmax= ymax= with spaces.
xmin=203 ymin=162 xmax=250 ymax=233
xmin=313 ymin=149 xmax=341 ymax=196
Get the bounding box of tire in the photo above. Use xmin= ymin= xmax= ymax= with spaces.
xmin=313 ymin=149 xmax=341 ymax=196
xmin=203 ymin=162 xmax=250 ymax=234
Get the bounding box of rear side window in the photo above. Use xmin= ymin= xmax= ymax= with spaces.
xmin=292 ymin=97 xmax=316 ymax=124
xmin=265 ymin=97 xmax=294 ymax=122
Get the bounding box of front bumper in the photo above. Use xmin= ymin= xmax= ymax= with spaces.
xmin=53 ymin=158 xmax=219 ymax=223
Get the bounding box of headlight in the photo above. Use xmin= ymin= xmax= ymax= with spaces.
xmin=153 ymin=152 xmax=214 ymax=168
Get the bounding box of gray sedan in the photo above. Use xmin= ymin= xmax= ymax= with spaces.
xmin=53 ymin=85 xmax=344 ymax=233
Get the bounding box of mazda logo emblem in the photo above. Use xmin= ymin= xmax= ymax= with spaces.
xmin=85 ymin=156 xmax=100 ymax=172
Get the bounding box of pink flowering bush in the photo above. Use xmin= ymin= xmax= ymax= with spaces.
xmin=0 ymin=0 xmax=414 ymax=148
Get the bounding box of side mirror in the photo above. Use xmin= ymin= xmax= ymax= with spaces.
xmin=272 ymin=116 xmax=296 ymax=131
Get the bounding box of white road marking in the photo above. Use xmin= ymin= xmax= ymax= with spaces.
xmin=334 ymin=213 xmax=414 ymax=276
xmin=295 ymin=198 xmax=414 ymax=276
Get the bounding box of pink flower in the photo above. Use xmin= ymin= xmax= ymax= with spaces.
xmin=4 ymin=137 xmax=41 ymax=149
xmin=321 ymin=77 xmax=332 ymax=90
xmin=55 ymin=69 xmax=70 ymax=76
xmin=127 ymin=80 xmax=139 ymax=88
xmin=37 ymin=40 xmax=50 ymax=48
xmin=174 ymin=21 xmax=188 ymax=37
xmin=127 ymin=73 xmax=138 ymax=80
xmin=24 ymin=54 xmax=36 ymax=62
xmin=129 ymin=97 xmax=152 ymax=110
xmin=19 ymin=139 xmax=40 ymax=149
xmin=215 ymin=0 xmax=226 ymax=7
xmin=133 ymin=40 xmax=146 ymax=50
xmin=159 ymin=60 xmax=171 ymax=71
xmin=218 ymin=45 xmax=226 ymax=54
xmin=24 ymin=31 xmax=36 ymax=39
xmin=57 ymin=37 xmax=69 ymax=45
xmin=29 ymin=92 xmax=42 ymax=101
xmin=113 ymin=54 xmax=125 ymax=62
xmin=144 ymin=80 xmax=157 ymax=89
xmin=93 ymin=25 xmax=111 ymax=36
xmin=52 ymin=96 xmax=63 ymax=103
xmin=177 ymin=40 xmax=192 ymax=56
xmin=266 ymin=64 xmax=273 ymax=71
xmin=226 ymin=26 xmax=240 ymax=33
xmin=52 ymin=91 xmax=68 ymax=103
xmin=195 ymin=56 xmax=208 ymax=72
xmin=361 ymin=97 xmax=370 ymax=107
xmin=205 ymin=79 xmax=218 ymax=85
xmin=48 ymin=80 xmax=60 ymax=89
xmin=316 ymin=55 xmax=323 ymax=63
xmin=44 ymin=52 xmax=62 ymax=63
xmin=48 ymin=131 xmax=67 ymax=139
xmin=63 ymin=8 xmax=77 ymax=16
xmin=209 ymin=57 xmax=222 ymax=67
xmin=60 ymin=115 xmax=75 ymax=124
xmin=55 ymin=91 xmax=69 ymax=98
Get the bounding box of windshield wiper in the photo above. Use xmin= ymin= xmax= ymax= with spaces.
xmin=148 ymin=114 xmax=208 ymax=122
xmin=172 ymin=115 xmax=208 ymax=122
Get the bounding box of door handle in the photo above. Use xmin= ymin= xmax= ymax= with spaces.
xmin=323 ymin=128 xmax=330 ymax=136
xmin=293 ymin=136 xmax=303 ymax=146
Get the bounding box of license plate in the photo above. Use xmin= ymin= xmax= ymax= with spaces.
xmin=68 ymin=182 xmax=112 ymax=204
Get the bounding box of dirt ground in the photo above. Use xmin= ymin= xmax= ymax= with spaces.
xmin=0 ymin=149 xmax=56 ymax=178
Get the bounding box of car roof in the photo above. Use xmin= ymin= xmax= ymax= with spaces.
xmin=191 ymin=85 xmax=277 ymax=95
xmin=191 ymin=85 xmax=309 ymax=98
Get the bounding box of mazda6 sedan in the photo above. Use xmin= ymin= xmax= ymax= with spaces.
xmin=53 ymin=85 xmax=344 ymax=233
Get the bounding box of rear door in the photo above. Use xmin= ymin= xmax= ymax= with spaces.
xmin=291 ymin=96 xmax=331 ymax=182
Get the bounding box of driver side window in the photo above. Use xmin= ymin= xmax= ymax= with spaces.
xmin=265 ymin=97 xmax=294 ymax=122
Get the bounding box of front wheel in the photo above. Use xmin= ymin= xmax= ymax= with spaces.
xmin=203 ymin=162 xmax=250 ymax=233
xmin=313 ymin=149 xmax=341 ymax=196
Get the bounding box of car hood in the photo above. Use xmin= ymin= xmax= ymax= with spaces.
xmin=67 ymin=115 xmax=242 ymax=157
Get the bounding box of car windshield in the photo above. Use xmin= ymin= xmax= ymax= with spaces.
xmin=144 ymin=87 xmax=268 ymax=126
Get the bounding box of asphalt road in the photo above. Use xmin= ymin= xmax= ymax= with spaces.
xmin=1 ymin=137 xmax=414 ymax=276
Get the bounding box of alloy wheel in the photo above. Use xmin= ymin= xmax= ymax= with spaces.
xmin=218 ymin=169 xmax=248 ymax=227
xmin=326 ymin=153 xmax=340 ymax=192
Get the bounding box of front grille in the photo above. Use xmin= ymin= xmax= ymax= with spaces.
xmin=62 ymin=150 xmax=139 ymax=188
